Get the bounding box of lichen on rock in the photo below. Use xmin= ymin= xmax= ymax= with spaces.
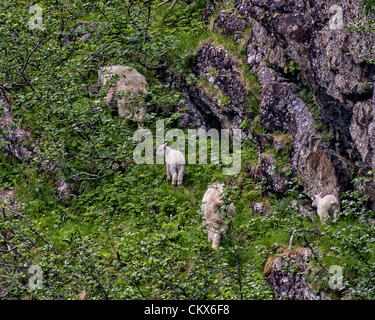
xmin=264 ymin=248 xmax=321 ymax=300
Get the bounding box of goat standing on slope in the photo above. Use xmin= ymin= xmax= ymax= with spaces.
xmin=312 ymin=194 xmax=340 ymax=223
xmin=201 ymin=183 xmax=235 ymax=249
xmin=156 ymin=143 xmax=185 ymax=186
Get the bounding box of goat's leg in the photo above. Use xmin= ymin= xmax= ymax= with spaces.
xmin=211 ymin=233 xmax=220 ymax=250
xmin=170 ymin=163 xmax=178 ymax=186
xmin=172 ymin=174 xmax=178 ymax=186
xmin=166 ymin=164 xmax=171 ymax=181
xmin=332 ymin=205 xmax=339 ymax=220
xmin=177 ymin=165 xmax=184 ymax=186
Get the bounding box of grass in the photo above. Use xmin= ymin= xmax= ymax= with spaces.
xmin=298 ymin=86 xmax=333 ymax=141
xmin=2 ymin=0 xmax=375 ymax=300
xmin=2 ymin=130 xmax=375 ymax=299
xmin=197 ymin=30 xmax=261 ymax=96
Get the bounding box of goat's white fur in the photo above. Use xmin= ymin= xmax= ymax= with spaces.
xmin=156 ymin=143 xmax=185 ymax=186
xmin=312 ymin=195 xmax=340 ymax=223
xmin=98 ymin=65 xmax=147 ymax=124
xmin=201 ymin=183 xmax=235 ymax=249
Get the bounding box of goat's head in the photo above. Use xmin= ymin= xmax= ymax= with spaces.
xmin=311 ymin=195 xmax=321 ymax=208
xmin=156 ymin=143 xmax=168 ymax=159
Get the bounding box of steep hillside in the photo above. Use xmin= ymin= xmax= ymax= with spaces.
xmin=1 ymin=0 xmax=375 ymax=300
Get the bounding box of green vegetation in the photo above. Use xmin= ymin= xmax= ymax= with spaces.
xmin=298 ymin=86 xmax=332 ymax=141
xmin=347 ymin=1 xmax=375 ymax=63
xmin=284 ymin=60 xmax=301 ymax=77
xmin=362 ymin=0 xmax=375 ymax=15
xmin=200 ymin=31 xmax=261 ymax=99
xmin=1 ymin=0 xmax=375 ymax=301
xmin=196 ymin=76 xmax=231 ymax=108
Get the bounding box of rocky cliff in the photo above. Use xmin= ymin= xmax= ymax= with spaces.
xmin=179 ymin=0 xmax=375 ymax=299
xmin=1 ymin=0 xmax=374 ymax=301
xmin=187 ymin=0 xmax=375 ymax=203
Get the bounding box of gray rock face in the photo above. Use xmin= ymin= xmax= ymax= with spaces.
xmin=258 ymin=154 xmax=289 ymax=194
xmin=190 ymin=8 xmax=355 ymax=197
xmin=213 ymin=9 xmax=249 ymax=40
xmin=247 ymin=154 xmax=289 ymax=194
xmin=175 ymin=90 xmax=209 ymax=130
xmin=237 ymin=0 xmax=375 ymax=170
xmin=238 ymin=0 xmax=375 ymax=102
xmin=245 ymin=25 xmax=353 ymax=197
xmin=191 ymin=0 xmax=373 ymax=201
xmin=261 ymin=78 xmax=353 ymax=198
xmin=256 ymin=134 xmax=291 ymax=153
xmin=264 ymin=248 xmax=320 ymax=300
xmin=350 ymin=99 xmax=375 ymax=169
xmin=190 ymin=43 xmax=253 ymax=131
xmin=252 ymin=201 xmax=270 ymax=215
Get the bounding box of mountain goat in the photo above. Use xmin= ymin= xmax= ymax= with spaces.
xmin=312 ymin=195 xmax=340 ymax=223
xmin=98 ymin=65 xmax=147 ymax=125
xmin=156 ymin=143 xmax=185 ymax=186
xmin=201 ymin=183 xmax=235 ymax=249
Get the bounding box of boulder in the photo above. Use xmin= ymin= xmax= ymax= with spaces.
xmin=252 ymin=201 xmax=270 ymax=215
xmin=264 ymin=248 xmax=321 ymax=300
xmin=78 ymin=290 xmax=88 ymax=300
xmin=0 ymin=188 xmax=18 ymax=212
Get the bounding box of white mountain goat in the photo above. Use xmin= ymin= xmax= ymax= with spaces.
xmin=156 ymin=143 xmax=185 ymax=186
xmin=201 ymin=183 xmax=235 ymax=249
xmin=98 ymin=65 xmax=147 ymax=125
xmin=312 ymin=195 xmax=340 ymax=223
